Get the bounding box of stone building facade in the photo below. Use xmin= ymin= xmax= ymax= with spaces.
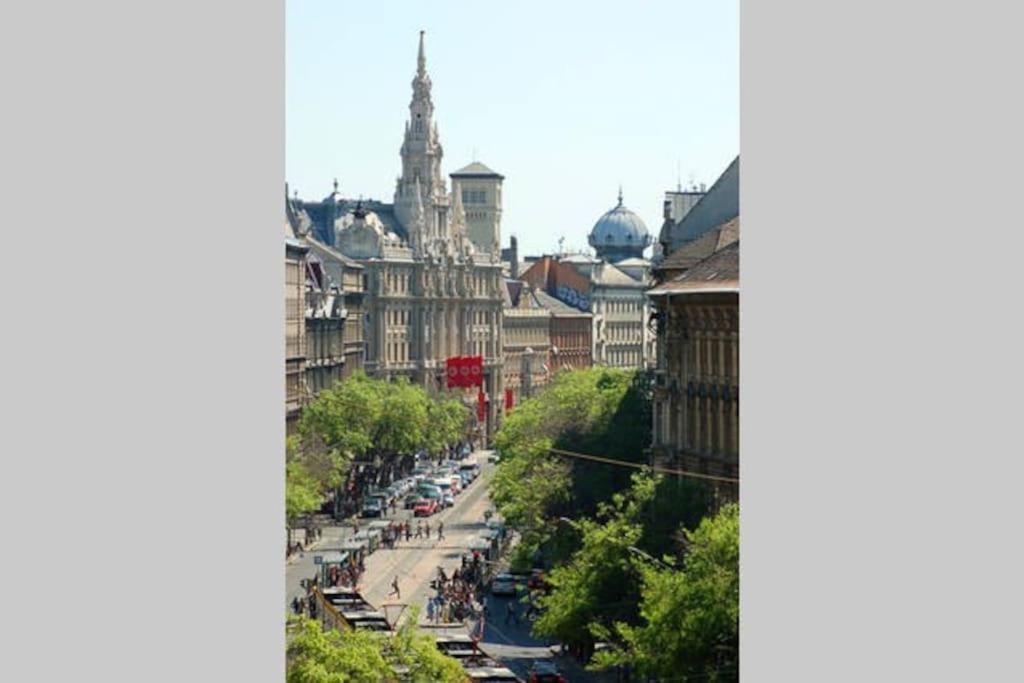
xmin=304 ymin=255 xmax=346 ymax=396
xmin=290 ymin=32 xmax=505 ymax=442
xmin=534 ymin=289 xmax=593 ymax=374
xmin=521 ymin=249 xmax=652 ymax=371
xmin=502 ymin=281 xmax=552 ymax=404
xmin=649 ymin=231 xmax=739 ymax=504
xmin=285 ymin=235 xmax=309 ymax=435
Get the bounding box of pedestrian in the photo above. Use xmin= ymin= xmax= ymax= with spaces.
xmin=291 ymin=596 xmax=302 ymax=615
xmin=353 ymin=519 xmax=360 ymax=535
xmin=504 ymin=600 xmax=518 ymax=626
xmin=426 ymin=597 xmax=436 ymax=623
xmin=415 ymin=521 xmax=423 ymax=539
xmin=425 ymin=522 xmax=431 ymax=539
xmin=405 ymin=522 xmax=412 ymax=542
xmin=389 ymin=575 xmax=401 ymax=600
xmin=438 ymin=521 xmax=445 ymax=541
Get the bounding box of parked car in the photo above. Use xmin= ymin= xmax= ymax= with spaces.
xmin=490 ymin=573 xmax=517 ymax=597
xmin=404 ymin=493 xmax=421 ymax=510
xmin=527 ymin=660 xmax=566 ymax=683
xmin=414 ymin=499 xmax=439 ymax=517
xmin=441 ymin=492 xmax=455 ymax=508
xmin=361 ymin=499 xmax=384 ymax=518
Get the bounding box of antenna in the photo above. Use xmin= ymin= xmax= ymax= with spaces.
xmin=676 ymin=159 xmax=682 ymax=192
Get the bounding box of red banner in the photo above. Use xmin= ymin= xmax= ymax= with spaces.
xmin=468 ymin=355 xmax=484 ymax=387
xmin=446 ymin=357 xmax=460 ymax=388
xmin=477 ymin=390 xmax=487 ymax=422
xmin=446 ymin=356 xmax=484 ymax=389
xmin=505 ymin=388 xmax=514 ymax=412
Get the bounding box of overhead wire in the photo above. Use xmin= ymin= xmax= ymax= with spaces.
xmin=544 ymin=447 xmax=739 ymax=484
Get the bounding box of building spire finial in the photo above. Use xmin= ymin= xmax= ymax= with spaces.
xmin=417 ymin=30 xmax=426 ymax=76
xmin=618 ymin=184 xmax=623 ymax=206
xmin=333 ymin=177 xmax=339 ymax=192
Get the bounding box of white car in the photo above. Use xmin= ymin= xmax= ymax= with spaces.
xmin=490 ymin=573 xmax=517 ymax=597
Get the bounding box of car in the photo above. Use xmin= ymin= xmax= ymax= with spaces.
xmin=418 ymin=483 xmax=442 ymax=498
xmin=490 ymin=573 xmax=517 ymax=597
xmin=441 ymin=492 xmax=455 ymax=507
xmin=414 ymin=499 xmax=439 ymax=517
xmin=360 ymin=499 xmax=384 ymax=518
xmin=527 ymin=660 xmax=566 ymax=683
xmin=527 ymin=570 xmax=549 ymax=592
xmin=404 ymin=493 xmax=421 ymax=510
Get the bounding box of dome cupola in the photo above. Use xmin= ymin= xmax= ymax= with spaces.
xmin=588 ymin=188 xmax=651 ymax=262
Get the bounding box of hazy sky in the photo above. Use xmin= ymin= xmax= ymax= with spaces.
xmin=287 ymin=0 xmax=738 ymax=257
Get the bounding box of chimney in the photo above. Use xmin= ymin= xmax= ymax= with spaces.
xmin=510 ymin=235 xmax=519 ymax=278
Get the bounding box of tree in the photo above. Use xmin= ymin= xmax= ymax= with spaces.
xmin=285 ymin=610 xmax=465 ymax=683
xmin=384 ymin=607 xmax=467 ymax=682
xmin=490 ymin=367 xmax=665 ymax=562
xmin=286 ymin=617 xmax=392 ymax=682
xmin=286 ymin=460 xmax=323 ymax=527
xmin=424 ymin=396 xmax=470 ymax=456
xmin=531 ymin=473 xmax=658 ymax=654
xmin=593 ymin=504 xmax=740 ymax=681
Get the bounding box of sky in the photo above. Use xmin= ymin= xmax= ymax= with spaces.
xmin=287 ymin=0 xmax=738 ymax=258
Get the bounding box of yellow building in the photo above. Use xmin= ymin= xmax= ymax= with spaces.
xmin=649 ymin=234 xmax=739 ymax=503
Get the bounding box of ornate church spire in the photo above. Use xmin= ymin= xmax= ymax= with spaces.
xmin=395 ymin=31 xmax=445 ymax=244
xmin=411 ymin=175 xmax=426 ymax=253
xmin=411 ymin=30 xmax=433 ymax=108
xmin=417 ymin=30 xmax=427 ymax=77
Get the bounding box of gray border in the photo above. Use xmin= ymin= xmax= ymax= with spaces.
xmin=5 ymin=1 xmax=1023 ymax=680
xmin=3 ymin=1 xmax=284 ymax=680
xmin=742 ymin=0 xmax=1023 ymax=679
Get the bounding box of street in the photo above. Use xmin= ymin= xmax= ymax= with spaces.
xmin=286 ymin=453 xmax=613 ymax=682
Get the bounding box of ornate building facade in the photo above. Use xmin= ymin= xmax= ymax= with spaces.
xmin=648 ymin=241 xmax=739 ymax=503
xmin=285 ymin=233 xmax=309 ymax=435
xmin=502 ymin=281 xmax=552 ymax=404
xmin=291 ymin=32 xmax=505 ymax=441
xmin=520 ymin=189 xmax=655 ymax=373
xmin=648 ymin=157 xmax=740 ymax=503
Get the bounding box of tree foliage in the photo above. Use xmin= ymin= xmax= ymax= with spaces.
xmin=285 ymin=611 xmax=465 ymax=683
xmin=490 ymin=367 xmax=659 ymax=560
xmin=294 ymin=372 xmax=470 ymax=495
xmin=286 ymin=460 xmax=323 ymax=525
xmin=286 ymin=617 xmax=392 ymax=682
xmin=531 ymin=472 xmax=657 ymax=649
xmin=593 ymin=504 xmax=740 ymax=681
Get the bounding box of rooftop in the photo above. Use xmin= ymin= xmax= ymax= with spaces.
xmin=450 ymin=161 xmax=504 ymax=179
xmin=658 ymin=216 xmax=739 ymax=273
xmin=649 ymin=240 xmax=739 ymax=296
xmin=534 ymin=289 xmax=592 ymax=317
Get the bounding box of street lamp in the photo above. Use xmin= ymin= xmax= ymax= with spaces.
xmin=626 ymin=545 xmax=672 ymax=570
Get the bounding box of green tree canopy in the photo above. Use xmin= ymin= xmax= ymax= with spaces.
xmin=594 ymin=503 xmax=740 ymax=681
xmin=286 ymin=460 xmax=323 ymax=526
xmin=286 ymin=611 xmax=465 ymax=683
xmin=286 ymin=617 xmax=392 ymax=682
xmin=531 ymin=473 xmax=658 ymax=649
xmin=295 ymin=372 xmax=469 ymax=494
xmin=490 ymin=367 xmax=663 ymax=561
